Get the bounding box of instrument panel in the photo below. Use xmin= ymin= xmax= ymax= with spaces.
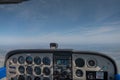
xmin=5 ymin=49 xmax=117 ymax=80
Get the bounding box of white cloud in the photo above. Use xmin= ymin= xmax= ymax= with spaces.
xmin=84 ymin=26 xmax=116 ymax=36
xmin=102 ymin=21 xmax=120 ymax=25
xmin=0 ymin=26 xmax=120 ymax=46
xmin=0 ymin=0 xmax=120 ymax=46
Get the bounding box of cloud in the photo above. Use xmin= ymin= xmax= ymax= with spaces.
xmin=84 ymin=26 xmax=117 ymax=36
xmin=0 ymin=26 xmax=120 ymax=46
xmin=0 ymin=0 xmax=120 ymax=46
xmin=62 ymin=25 xmax=118 ymax=36
xmin=102 ymin=21 xmax=120 ymax=25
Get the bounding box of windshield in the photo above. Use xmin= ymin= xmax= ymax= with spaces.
xmin=0 ymin=0 xmax=120 ymax=74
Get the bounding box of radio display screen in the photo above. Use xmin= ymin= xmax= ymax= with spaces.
xmin=56 ymin=59 xmax=69 ymax=65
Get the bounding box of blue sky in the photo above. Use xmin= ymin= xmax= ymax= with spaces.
xmin=0 ymin=0 xmax=120 ymax=46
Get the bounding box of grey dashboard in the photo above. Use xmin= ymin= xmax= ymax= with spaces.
xmin=4 ymin=49 xmax=117 ymax=80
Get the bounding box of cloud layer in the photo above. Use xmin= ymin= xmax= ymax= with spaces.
xmin=0 ymin=0 xmax=120 ymax=46
xmin=0 ymin=26 xmax=120 ymax=46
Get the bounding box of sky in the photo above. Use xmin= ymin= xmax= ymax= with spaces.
xmin=0 ymin=0 xmax=120 ymax=47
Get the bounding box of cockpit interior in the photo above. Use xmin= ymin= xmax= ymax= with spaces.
xmin=4 ymin=43 xmax=118 ymax=80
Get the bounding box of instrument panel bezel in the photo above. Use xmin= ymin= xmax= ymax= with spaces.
xmin=4 ymin=49 xmax=118 ymax=75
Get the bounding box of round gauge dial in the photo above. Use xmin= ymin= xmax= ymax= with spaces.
xmin=76 ymin=69 xmax=83 ymax=77
xmin=18 ymin=66 xmax=25 ymax=74
xmin=75 ymin=58 xmax=85 ymax=67
xmin=43 ymin=67 xmax=51 ymax=76
xmin=43 ymin=57 xmax=51 ymax=65
xmin=18 ymin=56 xmax=25 ymax=64
xmin=26 ymin=66 xmax=33 ymax=74
xmin=87 ymin=59 xmax=96 ymax=67
xmin=34 ymin=56 xmax=41 ymax=65
xmin=26 ymin=56 xmax=33 ymax=64
xmin=12 ymin=58 xmax=17 ymax=64
xmin=34 ymin=66 xmax=41 ymax=75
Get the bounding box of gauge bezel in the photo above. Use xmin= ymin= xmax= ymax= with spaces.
xmin=87 ymin=58 xmax=97 ymax=68
xmin=34 ymin=56 xmax=41 ymax=65
xmin=75 ymin=69 xmax=84 ymax=77
xmin=75 ymin=58 xmax=85 ymax=67
xmin=18 ymin=56 xmax=25 ymax=64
